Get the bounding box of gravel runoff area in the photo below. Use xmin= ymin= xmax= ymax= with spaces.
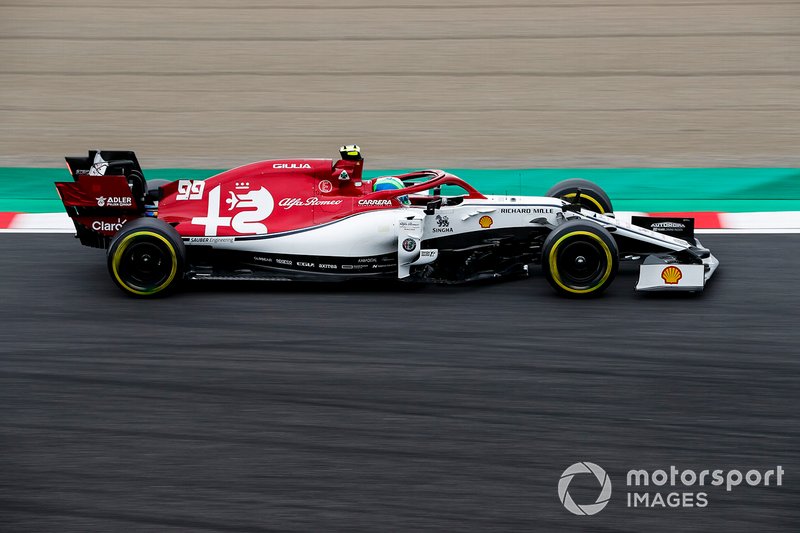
xmin=0 ymin=0 xmax=799 ymax=168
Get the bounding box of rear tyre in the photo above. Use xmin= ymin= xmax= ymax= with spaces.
xmin=546 ymin=178 xmax=613 ymax=214
xmin=107 ymin=218 xmax=185 ymax=297
xmin=542 ymin=220 xmax=619 ymax=297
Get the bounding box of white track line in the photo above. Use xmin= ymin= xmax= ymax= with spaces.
xmin=0 ymin=229 xmax=75 ymax=234
xmin=697 ymin=228 xmax=800 ymax=234
xmin=4 ymin=228 xmax=800 ymax=235
xmin=4 ymin=212 xmax=800 ymax=234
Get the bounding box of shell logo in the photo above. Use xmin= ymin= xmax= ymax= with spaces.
xmin=479 ymin=215 xmax=493 ymax=228
xmin=661 ymin=266 xmax=683 ymax=284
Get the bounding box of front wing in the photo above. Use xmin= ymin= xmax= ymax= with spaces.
xmin=634 ymin=247 xmax=720 ymax=292
xmin=578 ymin=211 xmax=720 ymax=292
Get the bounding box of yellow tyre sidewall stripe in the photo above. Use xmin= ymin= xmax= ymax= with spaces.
xmin=562 ymin=192 xmax=605 ymax=213
xmin=549 ymin=230 xmax=613 ymax=294
xmin=111 ymin=230 xmax=178 ymax=296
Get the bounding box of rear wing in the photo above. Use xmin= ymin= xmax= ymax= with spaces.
xmin=56 ymin=150 xmax=147 ymax=248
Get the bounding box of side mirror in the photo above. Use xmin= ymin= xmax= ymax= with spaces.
xmin=424 ymin=197 xmax=443 ymax=215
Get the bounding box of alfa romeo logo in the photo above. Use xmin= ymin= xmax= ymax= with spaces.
xmin=558 ymin=462 xmax=612 ymax=515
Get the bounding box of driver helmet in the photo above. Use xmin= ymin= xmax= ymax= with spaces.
xmin=373 ymin=177 xmax=409 ymax=205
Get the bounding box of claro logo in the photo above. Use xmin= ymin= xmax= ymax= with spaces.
xmin=273 ymin=163 xmax=312 ymax=169
xmin=92 ymin=218 xmax=127 ymax=232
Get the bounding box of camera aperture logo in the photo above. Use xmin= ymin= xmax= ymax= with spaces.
xmin=558 ymin=462 xmax=785 ymax=515
xmin=558 ymin=462 xmax=612 ymax=515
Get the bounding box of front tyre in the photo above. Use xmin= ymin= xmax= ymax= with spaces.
xmin=107 ymin=218 xmax=185 ymax=297
xmin=542 ymin=220 xmax=619 ymax=297
xmin=546 ymin=178 xmax=613 ymax=214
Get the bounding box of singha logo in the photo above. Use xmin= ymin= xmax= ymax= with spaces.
xmin=433 ymin=214 xmax=453 ymax=233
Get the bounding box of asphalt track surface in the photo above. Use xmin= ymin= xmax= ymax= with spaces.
xmin=0 ymin=233 xmax=798 ymax=532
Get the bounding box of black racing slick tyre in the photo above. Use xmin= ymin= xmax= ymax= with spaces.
xmin=546 ymin=178 xmax=613 ymax=214
xmin=542 ymin=220 xmax=619 ymax=297
xmin=107 ymin=218 xmax=185 ymax=297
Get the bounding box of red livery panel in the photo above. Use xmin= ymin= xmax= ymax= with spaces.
xmin=158 ymin=158 xmax=399 ymax=237
xmin=56 ymin=147 xmax=485 ymax=247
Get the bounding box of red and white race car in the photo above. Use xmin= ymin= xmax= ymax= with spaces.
xmin=56 ymin=146 xmax=718 ymax=297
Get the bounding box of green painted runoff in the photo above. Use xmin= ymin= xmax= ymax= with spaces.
xmin=2 ymin=167 xmax=798 ymax=213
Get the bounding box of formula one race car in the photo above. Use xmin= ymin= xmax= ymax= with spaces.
xmin=56 ymin=146 xmax=719 ymax=297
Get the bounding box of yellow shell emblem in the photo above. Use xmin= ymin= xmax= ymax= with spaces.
xmin=661 ymin=266 xmax=683 ymax=285
xmin=479 ymin=215 xmax=493 ymax=228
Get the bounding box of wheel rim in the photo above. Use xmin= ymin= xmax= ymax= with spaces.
xmin=113 ymin=233 xmax=177 ymax=294
xmin=554 ymin=237 xmax=608 ymax=289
